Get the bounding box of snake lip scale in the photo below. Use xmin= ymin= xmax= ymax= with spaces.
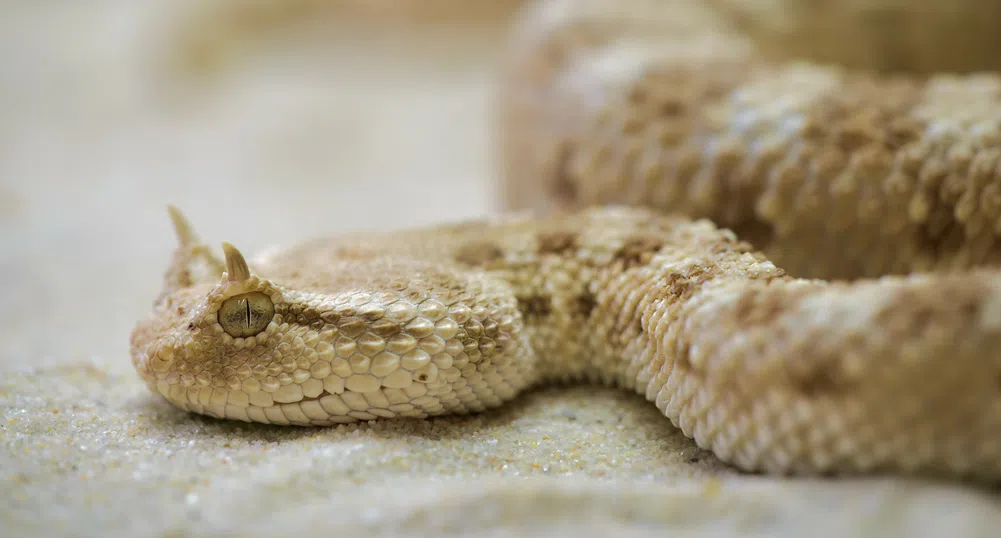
xmin=130 ymin=205 xmax=1001 ymax=483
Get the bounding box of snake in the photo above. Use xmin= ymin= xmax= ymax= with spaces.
xmin=131 ymin=0 xmax=1001 ymax=481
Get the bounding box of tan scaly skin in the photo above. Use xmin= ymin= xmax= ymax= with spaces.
xmin=497 ymin=0 xmax=1001 ymax=281
xmin=131 ymin=206 xmax=1001 ymax=482
xmin=133 ymin=0 xmax=1001 ymax=482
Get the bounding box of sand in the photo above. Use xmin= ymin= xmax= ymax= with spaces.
xmin=2 ymin=1 xmax=1000 ymax=536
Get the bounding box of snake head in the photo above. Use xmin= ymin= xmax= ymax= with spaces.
xmin=130 ymin=207 xmax=513 ymax=427
xmin=130 ymin=207 xmax=288 ymax=419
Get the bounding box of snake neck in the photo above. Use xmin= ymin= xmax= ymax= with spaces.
xmin=494 ymin=230 xmax=787 ymax=391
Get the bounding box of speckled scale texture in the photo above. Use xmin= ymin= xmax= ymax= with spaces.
xmin=130 ymin=0 xmax=1001 ymax=483
xmin=497 ymin=0 xmax=1001 ymax=280
xmin=131 ymin=206 xmax=1001 ymax=481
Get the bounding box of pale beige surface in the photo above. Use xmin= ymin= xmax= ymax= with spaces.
xmin=1 ymin=1 xmax=1000 ymax=537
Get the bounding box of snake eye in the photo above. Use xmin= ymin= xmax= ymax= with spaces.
xmin=218 ymin=292 xmax=274 ymax=337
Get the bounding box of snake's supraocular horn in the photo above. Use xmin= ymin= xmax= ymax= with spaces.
xmin=167 ymin=204 xmax=198 ymax=246
xmin=221 ymin=242 xmax=252 ymax=282
xmin=158 ymin=206 xmax=226 ymax=295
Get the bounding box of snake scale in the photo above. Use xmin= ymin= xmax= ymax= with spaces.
xmin=132 ymin=0 xmax=1001 ymax=481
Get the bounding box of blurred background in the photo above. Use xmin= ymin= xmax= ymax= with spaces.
xmin=0 ymin=0 xmax=526 ymax=366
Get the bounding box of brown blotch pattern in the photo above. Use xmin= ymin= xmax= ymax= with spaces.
xmin=661 ymin=269 xmax=714 ymax=302
xmin=537 ymin=230 xmax=579 ymax=255
xmin=572 ymin=290 xmax=597 ymax=318
xmin=454 ymin=241 xmax=505 ymax=267
xmin=614 ymin=235 xmax=665 ymax=269
xmin=337 ymin=317 xmax=368 ymax=339
xmin=516 ymin=294 xmax=552 ymax=320
xmin=789 ymin=359 xmax=853 ymax=396
xmin=130 ymin=0 xmax=1001 ymax=481
xmin=284 ymin=304 xmax=324 ymax=326
xmin=369 ymin=318 xmax=401 ymax=337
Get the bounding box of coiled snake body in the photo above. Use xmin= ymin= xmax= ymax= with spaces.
xmin=132 ymin=0 xmax=1001 ymax=481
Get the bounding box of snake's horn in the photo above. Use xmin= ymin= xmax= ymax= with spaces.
xmin=167 ymin=205 xmax=199 ymax=246
xmin=158 ymin=207 xmax=225 ymax=296
xmin=221 ymin=242 xmax=251 ymax=282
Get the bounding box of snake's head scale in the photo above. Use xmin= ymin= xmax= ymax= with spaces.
xmin=130 ymin=209 xmax=288 ymax=417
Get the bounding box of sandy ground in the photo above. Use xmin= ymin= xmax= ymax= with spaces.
xmin=2 ymin=1 xmax=1000 ymax=536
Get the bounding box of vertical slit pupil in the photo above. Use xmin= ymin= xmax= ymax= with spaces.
xmin=244 ymin=298 xmax=251 ymax=330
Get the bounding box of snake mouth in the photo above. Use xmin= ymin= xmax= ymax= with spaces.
xmin=151 ymin=383 xmax=430 ymax=426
